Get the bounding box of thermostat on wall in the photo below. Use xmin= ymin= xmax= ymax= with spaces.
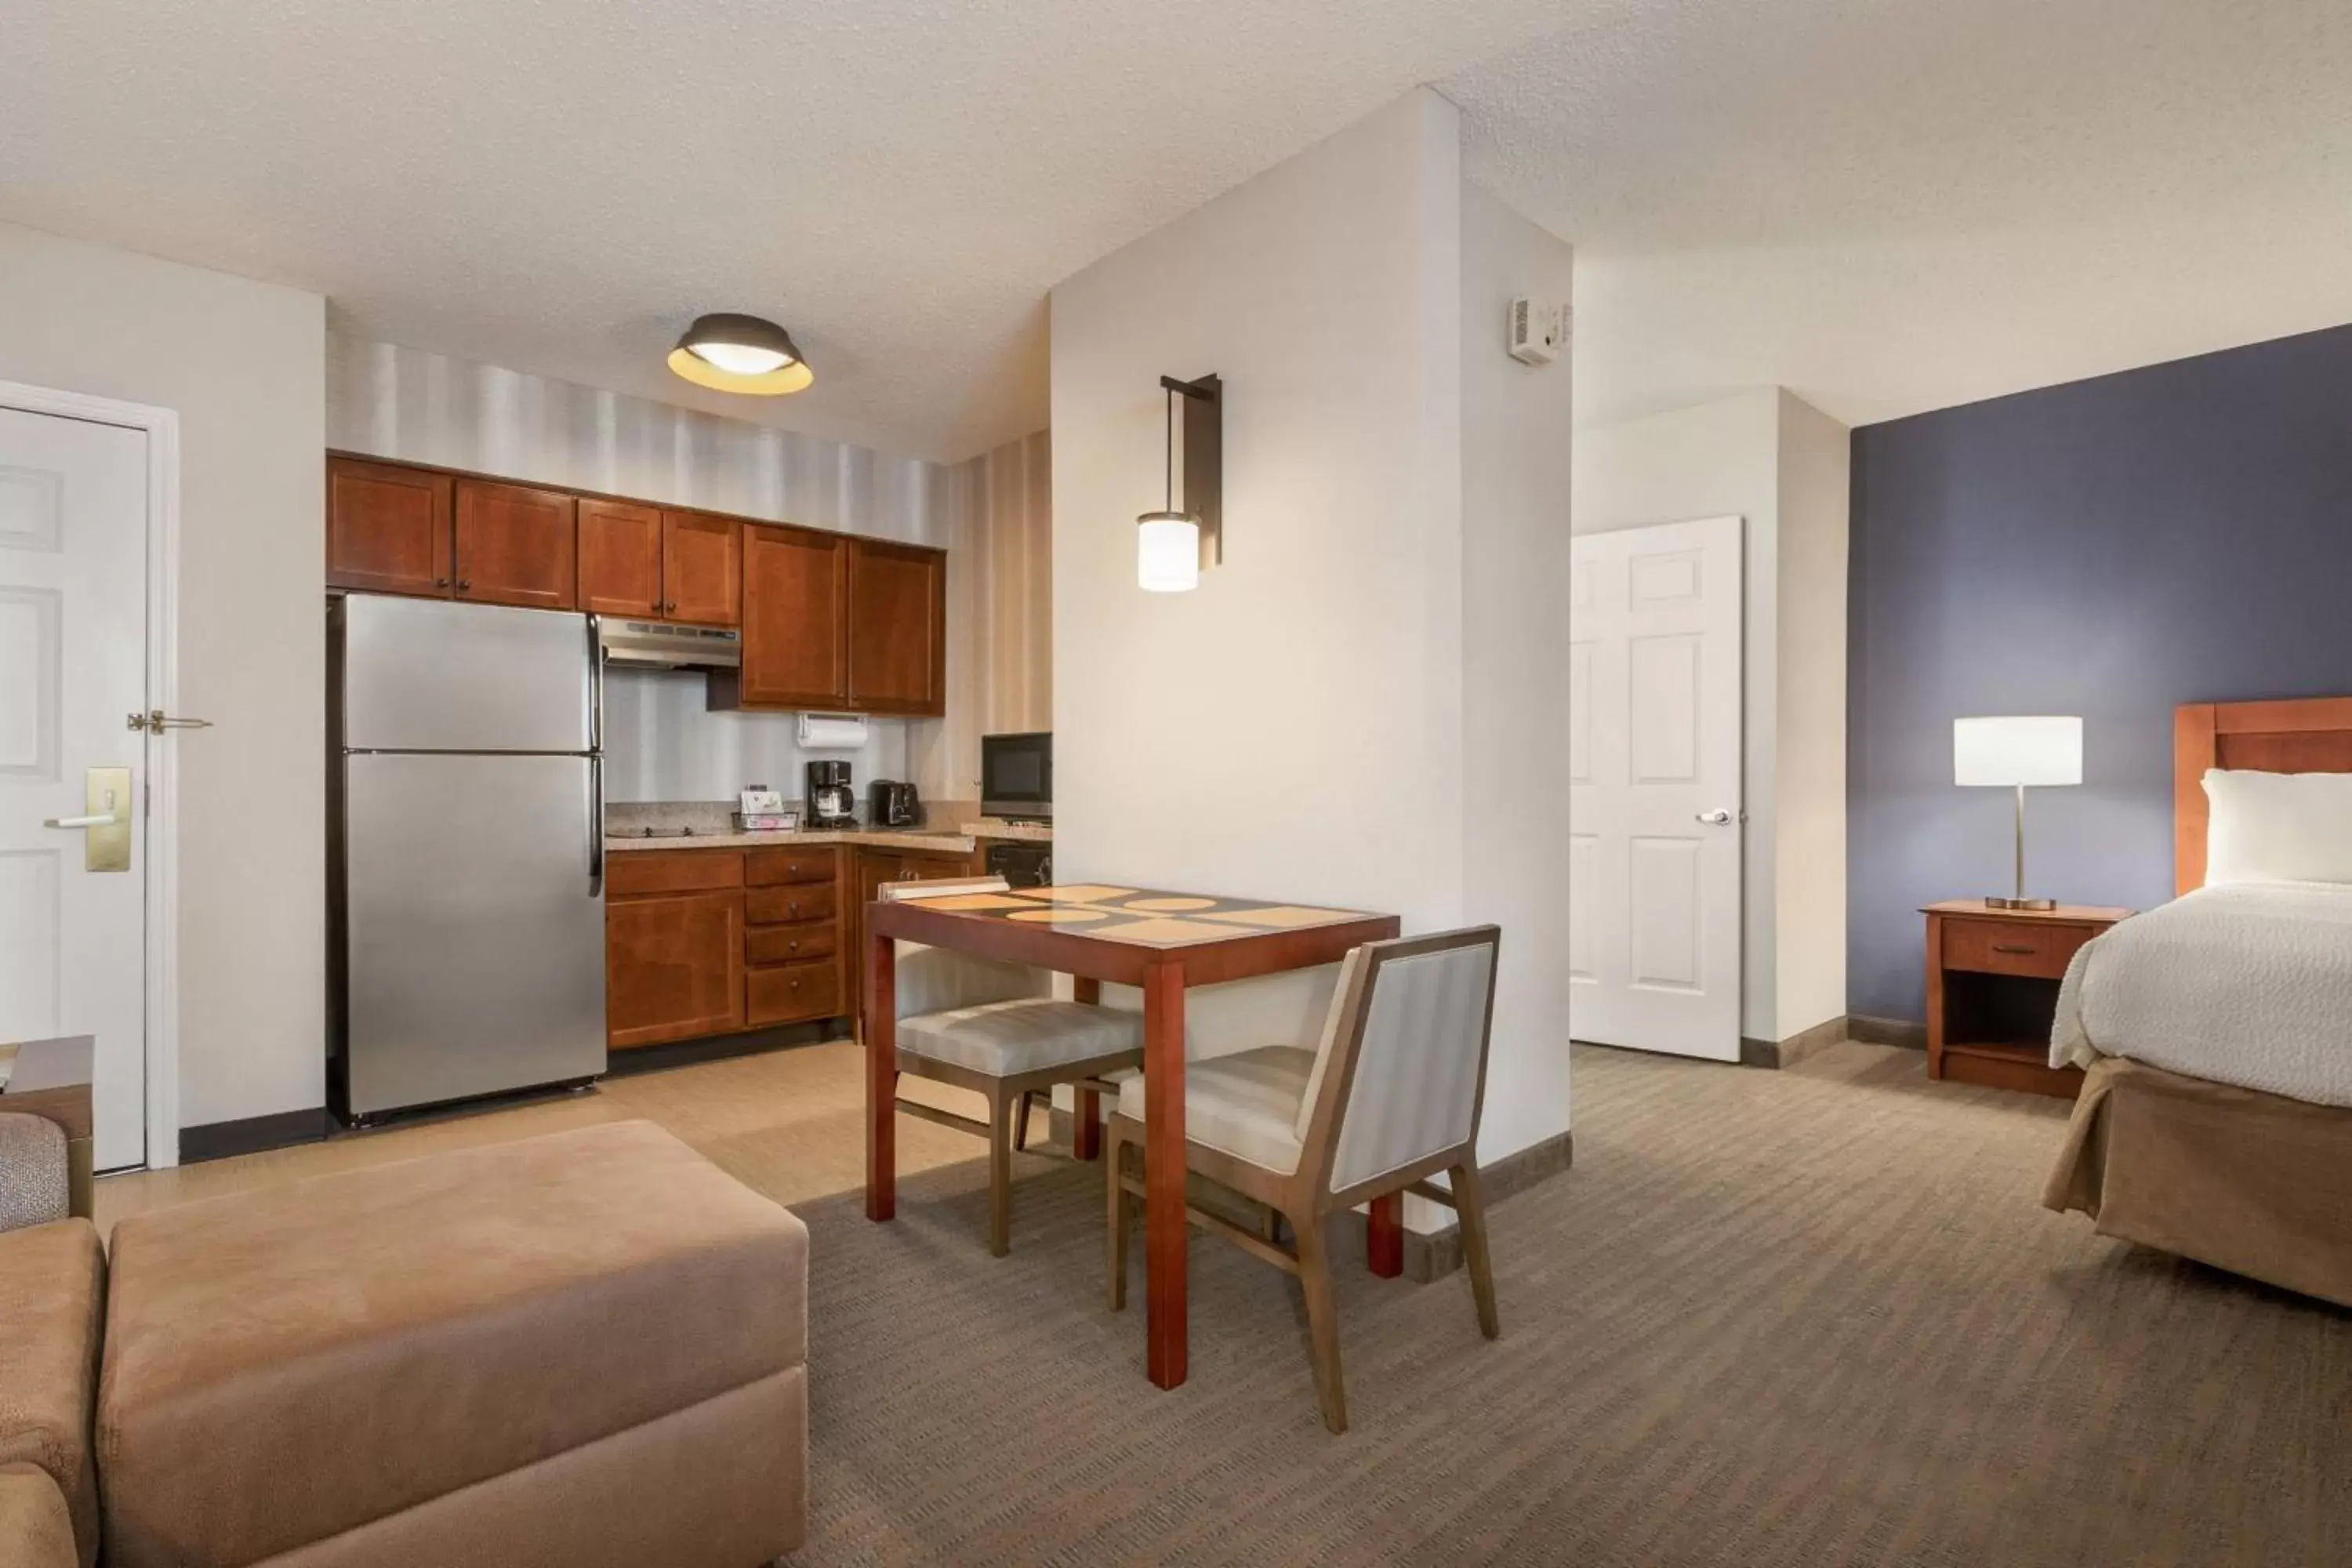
xmin=1508 ymin=299 xmax=1566 ymax=365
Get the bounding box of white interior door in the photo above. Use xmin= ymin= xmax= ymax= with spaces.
xmin=1568 ymin=517 xmax=1743 ymax=1061
xmin=0 ymin=405 xmax=150 ymax=1166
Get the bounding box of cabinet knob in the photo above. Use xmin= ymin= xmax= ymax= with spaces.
xmin=434 ymin=577 xmax=450 ymax=588
xmin=458 ymin=578 xmax=473 ymax=591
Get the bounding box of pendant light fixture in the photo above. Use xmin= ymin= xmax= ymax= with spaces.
xmin=667 ymin=313 xmax=815 ymax=396
xmin=1138 ymin=374 xmax=1221 ymax=593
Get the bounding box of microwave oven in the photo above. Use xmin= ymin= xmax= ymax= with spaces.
xmin=981 ymin=731 xmax=1051 ymax=822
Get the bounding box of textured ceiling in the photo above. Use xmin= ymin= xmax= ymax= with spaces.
xmin=2 ymin=0 xmax=1581 ymax=462
xmin=1448 ymin=0 xmax=2352 ymax=429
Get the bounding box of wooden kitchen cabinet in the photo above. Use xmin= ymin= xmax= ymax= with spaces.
xmin=454 ymin=480 xmax=578 ymax=610
xmin=605 ymin=887 xmax=746 ymax=1049
xmin=846 ymin=539 xmax=946 ymax=716
xmin=723 ymin=524 xmax=848 ymax=710
xmin=326 ymin=456 xmax=947 ymax=717
xmin=576 ymin=499 xmax=665 ymax=617
xmin=662 ymin=511 xmax=742 ymax=626
xmin=327 ymin=457 xmax=452 ymax=596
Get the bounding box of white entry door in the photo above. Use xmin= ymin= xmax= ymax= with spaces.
xmin=1568 ymin=516 xmax=1744 ymax=1061
xmin=0 ymin=404 xmax=151 ymax=1167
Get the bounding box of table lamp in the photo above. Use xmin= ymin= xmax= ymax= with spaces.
xmin=1954 ymin=716 xmax=2082 ymax=910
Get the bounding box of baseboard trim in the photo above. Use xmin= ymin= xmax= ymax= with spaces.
xmin=180 ymin=1106 xmax=332 ymax=1165
xmin=1846 ymin=1014 xmax=1929 ymax=1050
xmin=1399 ymin=1128 xmax=1575 ymax=1283
xmin=1739 ymin=1016 xmax=1849 ymax=1071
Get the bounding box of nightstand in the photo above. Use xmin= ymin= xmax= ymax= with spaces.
xmin=1923 ymin=901 xmax=2131 ymax=1098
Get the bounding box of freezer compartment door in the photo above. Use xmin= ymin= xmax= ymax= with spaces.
xmin=344 ymin=753 xmax=606 ymax=1115
xmin=343 ymin=595 xmax=593 ymax=753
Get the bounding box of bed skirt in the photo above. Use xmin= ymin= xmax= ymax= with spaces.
xmin=2043 ymin=1057 xmax=2352 ymax=1309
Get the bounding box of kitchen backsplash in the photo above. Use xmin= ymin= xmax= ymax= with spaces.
xmin=601 ymin=666 xmax=915 ymax=804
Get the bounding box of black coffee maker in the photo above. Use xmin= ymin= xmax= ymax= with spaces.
xmin=805 ymin=760 xmax=855 ymax=828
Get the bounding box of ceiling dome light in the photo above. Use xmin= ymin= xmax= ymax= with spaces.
xmin=667 ymin=314 xmax=815 ymax=396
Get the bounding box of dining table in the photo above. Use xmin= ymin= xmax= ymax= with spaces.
xmin=863 ymin=882 xmax=1402 ymax=1389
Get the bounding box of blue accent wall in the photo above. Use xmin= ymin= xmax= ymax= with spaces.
xmin=1847 ymin=324 xmax=2352 ymax=1022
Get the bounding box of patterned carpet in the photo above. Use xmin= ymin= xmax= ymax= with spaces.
xmin=793 ymin=1042 xmax=2352 ymax=1566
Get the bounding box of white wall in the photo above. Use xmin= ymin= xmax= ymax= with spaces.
xmin=1772 ymin=390 xmax=1849 ymax=1040
xmin=0 ymin=220 xmax=326 ymax=1133
xmin=1569 ymin=386 xmax=1850 ymax=1044
xmin=1460 ymin=179 xmax=1577 ymax=1161
xmin=1052 ymin=89 xmax=1573 ymax=1212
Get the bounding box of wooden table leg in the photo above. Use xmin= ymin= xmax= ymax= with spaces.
xmin=865 ymin=929 xmax=898 ymax=1222
xmin=1142 ymin=958 xmax=1188 ymax=1389
xmin=1072 ymin=975 xmax=1103 ymax=1161
xmin=1368 ymin=1193 xmax=1404 ymax=1278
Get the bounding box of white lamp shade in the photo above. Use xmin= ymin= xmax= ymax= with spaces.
xmin=1137 ymin=514 xmax=1200 ymax=593
xmin=1954 ymin=716 xmax=2082 ymax=787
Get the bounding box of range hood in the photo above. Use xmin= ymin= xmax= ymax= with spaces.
xmin=597 ymin=619 xmax=742 ymax=670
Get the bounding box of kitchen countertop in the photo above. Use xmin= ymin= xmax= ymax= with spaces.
xmin=606 ymin=826 xmax=979 ymax=854
xmin=602 ymin=799 xmax=1048 ymax=855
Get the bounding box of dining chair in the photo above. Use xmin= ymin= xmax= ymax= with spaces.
xmin=1103 ymin=925 xmax=1502 ymax=1432
xmin=878 ymin=878 xmax=1145 ymax=1255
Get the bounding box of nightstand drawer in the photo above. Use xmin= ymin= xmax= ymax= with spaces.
xmin=1941 ymin=917 xmax=2097 ymax=979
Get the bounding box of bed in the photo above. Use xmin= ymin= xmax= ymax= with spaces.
xmin=2041 ymin=698 xmax=2352 ymax=1307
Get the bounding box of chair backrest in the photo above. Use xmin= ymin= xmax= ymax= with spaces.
xmin=1294 ymin=926 xmax=1500 ymax=1197
xmin=880 ymin=877 xmax=1051 ymax=1016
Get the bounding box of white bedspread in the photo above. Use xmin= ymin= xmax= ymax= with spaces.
xmin=2052 ymin=881 xmax=2352 ymax=1107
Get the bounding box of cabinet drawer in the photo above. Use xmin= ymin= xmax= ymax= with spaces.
xmin=746 ymin=846 xmax=838 ymax=887
xmin=1941 ymin=918 xmax=2096 ymax=979
xmin=606 ymin=850 xmax=745 ymax=898
xmin=747 ymin=960 xmax=843 ymax=1025
xmin=746 ymin=924 xmax=838 ymax=967
xmin=746 ymin=884 xmax=838 ymax=926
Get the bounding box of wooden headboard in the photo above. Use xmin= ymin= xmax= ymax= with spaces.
xmin=2174 ymin=698 xmax=2352 ymax=894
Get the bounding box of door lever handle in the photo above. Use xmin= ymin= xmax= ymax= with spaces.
xmin=44 ymin=813 xmax=119 ymax=829
xmin=1695 ymin=808 xmax=1735 ymax=825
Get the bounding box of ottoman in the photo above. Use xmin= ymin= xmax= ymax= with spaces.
xmin=0 ymin=1218 xmax=105 ymax=1568
xmin=98 ymin=1120 xmax=808 ymax=1568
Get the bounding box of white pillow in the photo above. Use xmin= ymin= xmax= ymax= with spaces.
xmin=2204 ymin=768 xmax=2352 ymax=886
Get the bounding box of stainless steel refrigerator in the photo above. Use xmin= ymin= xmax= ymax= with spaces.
xmin=329 ymin=595 xmax=606 ymax=1121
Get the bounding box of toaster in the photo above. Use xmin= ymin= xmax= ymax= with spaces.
xmin=869 ymin=779 xmax=921 ymax=829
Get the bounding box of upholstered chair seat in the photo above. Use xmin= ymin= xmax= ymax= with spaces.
xmin=1111 ymin=1047 xmax=1312 ymax=1174
xmin=880 ymin=879 xmax=1145 ymax=1255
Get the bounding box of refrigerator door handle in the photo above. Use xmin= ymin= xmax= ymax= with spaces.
xmin=588 ymin=752 xmax=604 ymax=895
xmin=586 ymin=613 xmax=604 ymax=753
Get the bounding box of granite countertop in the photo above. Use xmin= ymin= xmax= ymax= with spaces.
xmin=603 ymin=798 xmax=1048 ymax=854
xmin=604 ymin=825 xmax=981 ymax=854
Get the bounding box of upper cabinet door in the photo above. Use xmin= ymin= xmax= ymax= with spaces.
xmin=846 ymin=539 xmax=946 ymax=716
xmin=737 ymin=524 xmax=847 ymax=709
xmin=327 ymin=457 xmax=452 ymax=597
xmin=455 ymin=480 xmax=578 ymax=611
xmin=662 ymin=511 xmax=742 ymax=627
xmin=576 ymin=499 xmax=663 ymax=618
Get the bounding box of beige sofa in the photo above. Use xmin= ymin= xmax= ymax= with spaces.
xmin=0 ymin=1117 xmax=808 ymax=1568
